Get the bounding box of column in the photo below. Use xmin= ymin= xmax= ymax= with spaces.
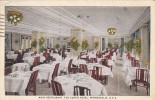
xmin=70 ymin=29 xmax=85 ymax=55
xmin=32 ymin=31 xmax=44 ymax=53
xmin=140 ymin=24 xmax=150 ymax=68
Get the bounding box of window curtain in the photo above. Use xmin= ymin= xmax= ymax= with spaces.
xmin=25 ymin=37 xmax=29 ymax=49
xmin=21 ymin=37 xmax=25 ymax=49
xmin=29 ymin=37 xmax=31 ymax=48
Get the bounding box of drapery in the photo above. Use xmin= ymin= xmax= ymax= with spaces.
xmin=21 ymin=37 xmax=25 ymax=49
xmin=21 ymin=36 xmax=31 ymax=49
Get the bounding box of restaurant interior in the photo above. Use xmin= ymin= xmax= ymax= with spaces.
xmin=4 ymin=6 xmax=150 ymax=96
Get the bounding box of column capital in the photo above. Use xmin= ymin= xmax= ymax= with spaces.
xmin=71 ymin=28 xmax=85 ymax=33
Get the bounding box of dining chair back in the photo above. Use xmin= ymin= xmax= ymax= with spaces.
xmin=25 ymin=70 xmax=39 ymax=95
xmin=33 ymin=56 xmax=40 ymax=67
xmin=5 ymin=67 xmax=12 ymax=75
xmin=52 ymin=63 xmax=60 ymax=80
xmin=93 ymin=66 xmax=108 ymax=85
xmin=48 ymin=63 xmax=60 ymax=88
xmin=130 ymin=68 xmax=150 ymax=95
xmin=51 ymin=81 xmax=63 ymax=95
xmin=100 ymin=59 xmax=112 ymax=71
xmin=79 ymin=64 xmax=88 ymax=74
xmin=68 ymin=59 xmax=73 ymax=74
xmin=89 ymin=58 xmax=97 ymax=63
xmin=74 ymin=86 xmax=91 ymax=96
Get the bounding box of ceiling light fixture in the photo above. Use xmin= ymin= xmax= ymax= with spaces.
xmin=7 ymin=11 xmax=23 ymax=26
xmin=107 ymin=28 xmax=116 ymax=35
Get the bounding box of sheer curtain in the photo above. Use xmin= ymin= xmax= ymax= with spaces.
xmin=21 ymin=37 xmax=25 ymax=49
xmin=25 ymin=37 xmax=29 ymax=49
xmin=21 ymin=36 xmax=31 ymax=50
xmin=29 ymin=38 xmax=31 ymax=48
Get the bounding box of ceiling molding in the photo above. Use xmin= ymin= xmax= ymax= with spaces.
xmin=129 ymin=7 xmax=150 ymax=34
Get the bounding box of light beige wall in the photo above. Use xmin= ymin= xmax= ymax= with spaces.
xmin=53 ymin=37 xmax=70 ymax=49
xmin=11 ymin=33 xmax=20 ymax=51
xmin=140 ymin=24 xmax=150 ymax=68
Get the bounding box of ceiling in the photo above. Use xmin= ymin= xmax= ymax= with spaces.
xmin=5 ymin=6 xmax=150 ymax=37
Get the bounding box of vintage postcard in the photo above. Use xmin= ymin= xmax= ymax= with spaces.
xmin=0 ymin=0 xmax=155 ymax=100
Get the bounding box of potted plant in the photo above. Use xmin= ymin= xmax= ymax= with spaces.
xmin=31 ymin=39 xmax=37 ymax=48
xmin=39 ymin=37 xmax=45 ymax=47
xmin=114 ymin=42 xmax=119 ymax=48
xmin=94 ymin=41 xmax=99 ymax=49
xmin=40 ymin=46 xmax=45 ymax=52
xmin=124 ymin=40 xmax=134 ymax=53
xmin=134 ymin=38 xmax=141 ymax=57
xmin=70 ymin=37 xmax=80 ymax=51
xmin=107 ymin=42 xmax=112 ymax=48
xmin=81 ymin=39 xmax=88 ymax=51
xmin=55 ymin=44 xmax=60 ymax=49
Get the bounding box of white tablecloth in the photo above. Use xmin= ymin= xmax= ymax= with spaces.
xmin=52 ymin=53 xmax=62 ymax=62
xmin=81 ymin=55 xmax=87 ymax=59
xmin=122 ymin=59 xmax=132 ymax=72
xmin=122 ymin=53 xmax=127 ymax=61
xmin=23 ymin=52 xmax=34 ymax=58
xmin=7 ymin=51 xmax=14 ymax=55
xmin=54 ymin=73 xmax=107 ymax=96
xmin=97 ymin=58 xmax=116 ymax=68
xmin=87 ymin=63 xmax=113 ymax=77
xmin=5 ymin=71 xmax=32 ymax=95
xmin=23 ymin=55 xmax=46 ymax=66
xmin=125 ymin=67 xmax=140 ymax=86
xmin=6 ymin=54 xmax=18 ymax=61
xmin=33 ymin=62 xmax=58 ymax=83
xmin=12 ymin=63 xmax=30 ymax=72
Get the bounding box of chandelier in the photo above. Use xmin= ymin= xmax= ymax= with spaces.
xmin=107 ymin=28 xmax=116 ymax=35
xmin=7 ymin=11 xmax=23 ymax=26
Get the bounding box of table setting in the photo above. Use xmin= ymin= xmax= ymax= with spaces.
xmin=54 ymin=73 xmax=108 ymax=96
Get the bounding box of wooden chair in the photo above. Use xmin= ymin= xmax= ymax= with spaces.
xmin=25 ymin=70 xmax=39 ymax=95
xmin=5 ymin=67 xmax=12 ymax=75
xmin=127 ymin=53 xmax=131 ymax=60
xmin=79 ymin=64 xmax=88 ymax=74
xmin=33 ymin=56 xmax=40 ymax=67
xmin=130 ymin=69 xmax=150 ymax=95
xmin=43 ymin=53 xmax=52 ymax=63
xmin=74 ymin=86 xmax=91 ymax=96
xmin=67 ymin=59 xmax=80 ymax=74
xmin=99 ymin=59 xmax=112 ymax=71
xmin=30 ymin=56 xmax=40 ymax=71
xmin=51 ymin=81 xmax=63 ymax=95
xmin=5 ymin=54 xmax=14 ymax=67
xmin=89 ymin=58 xmax=97 ymax=63
xmin=89 ymin=69 xmax=96 ymax=79
xmin=49 ymin=63 xmax=60 ymax=88
xmin=93 ymin=66 xmax=108 ymax=85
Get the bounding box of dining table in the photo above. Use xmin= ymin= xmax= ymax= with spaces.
xmin=11 ymin=62 xmax=30 ymax=72
xmin=22 ymin=54 xmax=46 ymax=66
xmin=6 ymin=54 xmax=18 ymax=61
xmin=54 ymin=73 xmax=108 ymax=96
xmin=5 ymin=71 xmax=32 ymax=95
xmin=87 ymin=63 xmax=113 ymax=78
xmin=33 ymin=62 xmax=59 ymax=83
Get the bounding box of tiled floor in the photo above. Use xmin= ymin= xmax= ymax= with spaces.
xmin=7 ymin=56 xmax=149 ymax=96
